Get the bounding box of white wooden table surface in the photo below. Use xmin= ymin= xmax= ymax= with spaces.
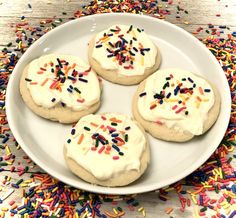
xmin=0 ymin=0 xmax=236 ymax=218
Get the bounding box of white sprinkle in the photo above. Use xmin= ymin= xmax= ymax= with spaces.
xmin=0 ymin=189 xmax=14 ymax=201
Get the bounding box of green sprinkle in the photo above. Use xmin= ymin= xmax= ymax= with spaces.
xmin=215 ymin=185 xmax=219 ymax=193
xmin=62 ymin=12 xmax=67 ymax=15
xmin=227 ymin=157 xmax=233 ymax=163
xmin=24 ymin=166 xmax=29 ymax=173
xmin=200 ymin=207 xmax=207 ymax=212
xmin=0 ymin=162 xmax=8 ymax=166
xmin=16 ymin=179 xmax=24 ymax=185
xmin=52 ymin=23 xmax=57 ymax=27
xmin=7 ymin=42 xmax=12 ymax=47
xmin=95 ymin=138 xmax=99 ymax=147
xmin=132 ymin=201 xmax=139 ymax=207
xmin=84 ymin=126 xmax=90 ymax=131
xmin=111 ymin=122 xmax=117 ymax=126
xmin=74 ymin=87 xmax=81 ymax=94
xmin=117 ymin=207 xmax=123 ymax=212
xmin=233 ymin=154 xmax=236 ymax=158
xmin=124 ymin=134 xmax=128 ymax=142
xmin=226 ymin=196 xmax=231 ymax=203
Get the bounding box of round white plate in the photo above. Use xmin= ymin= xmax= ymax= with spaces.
xmin=6 ymin=13 xmax=231 ymax=194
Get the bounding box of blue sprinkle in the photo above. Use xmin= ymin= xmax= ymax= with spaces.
xmin=71 ymin=129 xmax=76 ymax=135
xmin=188 ymin=77 xmax=194 ymax=83
xmin=231 ymin=184 xmax=236 ymax=194
xmin=67 ymin=88 xmax=73 ymax=93
xmin=2 ymin=137 xmax=9 ymax=143
xmin=67 ymin=76 xmax=76 ymax=81
xmin=111 ymin=133 xmax=119 ymax=137
xmin=79 ymin=78 xmax=88 ymax=83
xmin=139 ymin=92 xmax=146 ymax=97
xmin=112 ymin=144 xmax=120 ymax=152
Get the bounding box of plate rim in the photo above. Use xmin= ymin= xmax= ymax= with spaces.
xmin=6 ymin=13 xmax=231 ymax=194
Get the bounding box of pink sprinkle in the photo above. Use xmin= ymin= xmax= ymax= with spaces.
xmin=91 ymin=147 xmax=97 ymax=151
xmin=113 ymin=156 xmax=119 ymax=160
xmin=218 ymin=196 xmax=224 ymax=203
xmin=155 ymin=120 xmax=163 ymax=125
xmin=9 ymin=200 xmax=15 ymax=206
xmin=187 ymin=199 xmax=191 ymax=206
xmin=77 ymin=99 xmax=85 ymax=103
xmin=210 ymin=199 xmax=217 ymax=204
xmin=172 ymin=105 xmax=178 ymax=110
xmin=98 ymin=146 xmax=105 ymax=154
xmin=175 ymin=107 xmax=187 ymax=114
xmin=101 ymin=115 xmax=106 ymax=120
xmin=199 ymin=212 xmax=206 ymax=216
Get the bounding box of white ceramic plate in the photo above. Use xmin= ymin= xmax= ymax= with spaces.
xmin=6 ymin=13 xmax=231 ymax=194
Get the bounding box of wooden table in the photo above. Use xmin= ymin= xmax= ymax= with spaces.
xmin=0 ymin=1 xmax=235 ymax=217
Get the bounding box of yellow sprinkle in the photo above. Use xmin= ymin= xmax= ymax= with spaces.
xmin=82 ymin=211 xmax=88 ymax=218
xmin=138 ymin=207 xmax=144 ymax=212
xmin=6 ymin=161 xmax=12 ymax=165
xmin=5 ymin=146 xmax=11 ymax=155
xmin=113 ymin=208 xmax=118 ymax=215
xmin=226 ymin=208 xmax=232 ymax=215
xmin=191 ymin=195 xmax=197 ymax=204
xmin=207 ymin=160 xmax=217 ymax=164
xmin=44 ymin=198 xmax=53 ymax=203
xmin=18 ymin=208 xmax=26 ymax=214
xmin=52 ymin=187 xmax=58 ymax=192
xmin=164 ymin=187 xmax=175 ymax=192
xmin=140 ymin=56 xmax=144 ymax=66
xmin=194 ymin=207 xmax=200 ymax=218
xmin=142 ymin=209 xmax=146 ymax=217
xmin=219 ymin=168 xmax=223 ymax=179
xmin=1 ymin=208 xmax=8 ymax=212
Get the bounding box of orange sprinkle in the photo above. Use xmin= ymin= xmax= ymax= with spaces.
xmin=41 ymin=78 xmax=49 ymax=86
xmin=71 ymin=63 xmax=76 ymax=68
xmin=150 ymin=104 xmax=157 ymax=110
xmin=110 ymin=117 xmax=122 ymax=123
xmin=50 ymin=81 xmax=59 ymax=89
xmin=90 ymin=122 xmax=99 ymax=127
xmin=64 ymin=66 xmax=72 ymax=76
xmin=77 ymin=134 xmax=84 ymax=145
xmin=165 ymin=207 xmax=173 ymax=214
xmin=30 ymin=82 xmax=38 ymax=85
xmin=37 ymin=71 xmax=44 ymax=74
xmin=199 ymin=87 xmax=204 ymax=95
xmin=196 ymin=96 xmax=202 ymax=102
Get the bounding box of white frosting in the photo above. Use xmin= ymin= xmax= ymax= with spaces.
xmin=92 ymin=24 xmax=157 ymax=76
xmin=138 ymin=69 xmax=215 ymax=135
xmin=65 ymin=113 xmax=146 ymax=180
xmin=26 ymin=54 xmax=100 ymax=111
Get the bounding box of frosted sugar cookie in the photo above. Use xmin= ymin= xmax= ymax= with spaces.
xmin=132 ymin=69 xmax=221 ymax=142
xmin=20 ymin=54 xmax=101 ymax=123
xmin=64 ymin=113 xmax=150 ymax=186
xmin=88 ymin=24 xmax=161 ymax=85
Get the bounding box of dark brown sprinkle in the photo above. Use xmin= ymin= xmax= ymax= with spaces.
xmin=96 ymin=44 xmax=102 ymax=48
xmin=132 ymin=37 xmax=137 ymax=41
xmin=51 ymin=98 xmax=56 ymax=102
xmin=108 ymin=42 xmax=114 ymax=47
xmin=25 ymin=78 xmax=32 ymax=82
